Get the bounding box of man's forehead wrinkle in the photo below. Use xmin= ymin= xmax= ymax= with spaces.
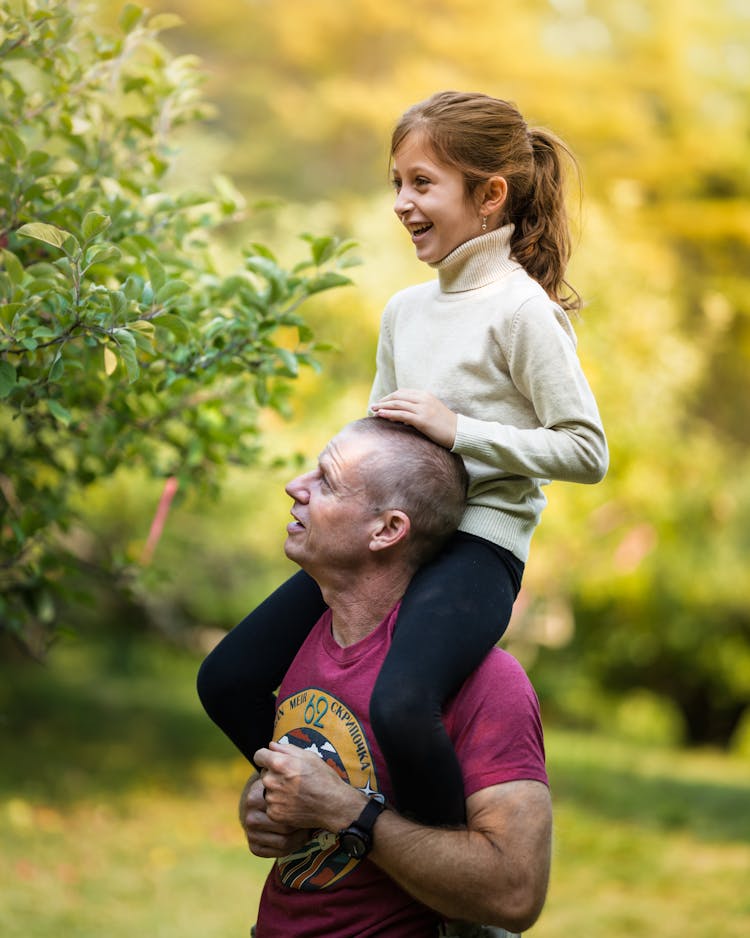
xmin=319 ymin=441 xmax=341 ymax=474
xmin=322 ymin=436 xmax=369 ymax=496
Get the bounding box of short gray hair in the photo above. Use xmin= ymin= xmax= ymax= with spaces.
xmin=346 ymin=417 xmax=468 ymax=565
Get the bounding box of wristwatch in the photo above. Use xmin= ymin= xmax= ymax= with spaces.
xmin=338 ymin=797 xmax=387 ymax=859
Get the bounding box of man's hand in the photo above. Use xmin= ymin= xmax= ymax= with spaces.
xmin=255 ymin=740 xmax=367 ymax=834
xmin=240 ymin=772 xmax=312 ymax=859
xmin=370 ymin=389 xmax=458 ymax=449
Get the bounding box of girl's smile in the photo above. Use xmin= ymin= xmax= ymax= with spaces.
xmin=391 ymin=132 xmax=486 ymax=265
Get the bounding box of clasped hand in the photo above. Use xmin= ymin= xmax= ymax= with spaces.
xmin=241 ymin=741 xmax=367 ymax=858
xmin=370 ymin=389 xmax=457 ymax=449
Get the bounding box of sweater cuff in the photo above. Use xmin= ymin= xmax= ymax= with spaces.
xmin=452 ymin=413 xmax=494 ymax=458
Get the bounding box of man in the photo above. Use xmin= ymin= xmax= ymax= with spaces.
xmin=238 ymin=417 xmax=552 ymax=937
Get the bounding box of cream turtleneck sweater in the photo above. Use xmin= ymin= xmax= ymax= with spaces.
xmin=369 ymin=225 xmax=608 ymax=562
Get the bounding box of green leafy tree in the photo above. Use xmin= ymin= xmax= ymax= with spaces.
xmin=0 ymin=0 xmax=357 ymax=653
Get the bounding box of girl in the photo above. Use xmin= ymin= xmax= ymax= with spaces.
xmin=198 ymin=91 xmax=608 ymax=827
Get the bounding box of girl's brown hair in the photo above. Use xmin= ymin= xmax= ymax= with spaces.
xmin=391 ymin=91 xmax=582 ymax=312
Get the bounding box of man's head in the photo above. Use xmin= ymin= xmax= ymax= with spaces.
xmin=283 ymin=418 xmax=468 ymax=579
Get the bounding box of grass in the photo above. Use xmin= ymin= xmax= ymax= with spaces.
xmin=540 ymin=731 xmax=750 ymax=937
xmin=1 ymin=635 xmax=748 ymax=937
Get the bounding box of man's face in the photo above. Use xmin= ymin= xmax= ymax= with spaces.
xmin=284 ymin=429 xmax=379 ymax=577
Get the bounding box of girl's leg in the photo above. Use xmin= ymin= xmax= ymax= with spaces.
xmin=197 ymin=569 xmax=327 ymax=764
xmin=370 ymin=533 xmax=523 ymax=826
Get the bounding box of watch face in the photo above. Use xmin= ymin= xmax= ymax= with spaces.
xmin=340 ymin=830 xmax=368 ymax=859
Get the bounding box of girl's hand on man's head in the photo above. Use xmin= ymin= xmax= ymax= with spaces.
xmin=370 ymin=389 xmax=457 ymax=449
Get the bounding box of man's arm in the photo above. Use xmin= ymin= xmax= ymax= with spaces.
xmin=372 ymin=781 xmax=551 ymax=932
xmin=254 ymin=741 xmax=552 ymax=933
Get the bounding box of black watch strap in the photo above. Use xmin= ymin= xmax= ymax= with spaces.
xmin=355 ymin=797 xmax=386 ymax=832
xmin=338 ymin=797 xmax=386 ymax=858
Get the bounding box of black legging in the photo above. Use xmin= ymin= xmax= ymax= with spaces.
xmin=197 ymin=568 xmax=326 ymax=763
xmin=196 ymin=532 xmax=523 ymax=827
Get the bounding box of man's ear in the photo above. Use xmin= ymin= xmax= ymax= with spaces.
xmin=369 ymin=510 xmax=410 ymax=553
xmin=480 ymin=175 xmax=508 ymax=214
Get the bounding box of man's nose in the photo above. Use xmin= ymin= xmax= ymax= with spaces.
xmin=285 ymin=469 xmax=315 ymax=500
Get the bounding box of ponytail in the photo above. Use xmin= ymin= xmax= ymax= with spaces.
xmin=509 ymin=128 xmax=582 ymax=313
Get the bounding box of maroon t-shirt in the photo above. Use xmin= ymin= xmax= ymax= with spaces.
xmin=256 ymin=603 xmax=548 ymax=937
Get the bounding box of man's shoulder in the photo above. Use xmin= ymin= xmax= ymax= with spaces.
xmin=447 ymin=647 xmax=540 ymax=727
xmin=447 ymin=648 xmax=548 ymax=794
xmin=468 ymin=647 xmax=532 ymax=691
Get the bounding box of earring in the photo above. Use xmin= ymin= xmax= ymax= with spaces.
xmin=481 ymin=216 xmax=487 ymax=231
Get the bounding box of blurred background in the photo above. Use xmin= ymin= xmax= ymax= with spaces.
xmin=1 ymin=0 xmax=749 ymax=935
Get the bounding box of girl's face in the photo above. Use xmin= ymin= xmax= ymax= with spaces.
xmin=391 ymin=131 xmax=484 ymax=264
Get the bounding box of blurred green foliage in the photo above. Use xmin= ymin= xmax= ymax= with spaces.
xmin=0 ymin=0 xmax=357 ymax=652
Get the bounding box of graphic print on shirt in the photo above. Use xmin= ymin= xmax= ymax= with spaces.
xmin=273 ymin=687 xmax=382 ymax=891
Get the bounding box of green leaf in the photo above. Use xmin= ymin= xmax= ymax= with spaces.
xmin=0 ymin=360 xmax=17 ymax=397
xmin=248 ymin=242 xmax=277 ymax=262
xmin=82 ymin=212 xmax=111 ymax=242
xmin=146 ymin=255 xmax=167 ymax=293
xmin=85 ymin=245 xmax=122 ymax=267
xmin=154 ymin=279 xmax=190 ymax=304
xmin=245 ymin=256 xmax=287 ymax=302
xmin=154 ymin=312 xmax=190 ymax=341
xmin=306 ymin=271 xmax=352 ymax=294
xmin=59 ymin=176 xmax=79 ymax=197
xmin=275 ymin=348 xmax=299 ymax=377
xmin=62 ymin=234 xmax=81 ymax=256
xmin=131 ymin=328 xmax=155 ymax=355
xmin=27 ymin=263 xmax=62 ymax=279
xmin=28 ymin=150 xmax=51 ymax=172
xmin=0 ymin=272 xmax=12 ymax=302
xmin=32 ymin=326 xmax=58 ymax=339
xmin=0 ymin=302 xmax=23 ymax=330
xmin=1 ymin=249 xmax=25 ymax=286
xmin=122 ymin=275 xmax=144 ymax=300
xmin=310 ymin=236 xmax=336 ymax=266
xmin=109 ymin=292 xmax=128 ymax=318
xmin=1 ymin=127 xmax=26 ymax=162
xmin=17 ymin=223 xmax=71 ymax=251
xmin=119 ymin=343 xmax=140 ymax=382
xmin=334 ymin=238 xmax=359 ymax=257
xmin=130 ymin=320 xmax=155 ymax=338
xmin=296 ymin=353 xmax=322 ymax=374
xmin=49 ymin=355 xmax=64 ymax=381
xmin=119 ymin=3 xmax=143 ymax=33
xmin=119 ymin=235 xmax=156 ymax=259
xmin=147 ymin=13 xmax=184 ymax=31
xmin=48 ymin=400 xmax=73 ymax=425
xmin=112 ymin=328 xmax=136 ymax=349
xmin=254 ymin=375 xmax=269 ymax=405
